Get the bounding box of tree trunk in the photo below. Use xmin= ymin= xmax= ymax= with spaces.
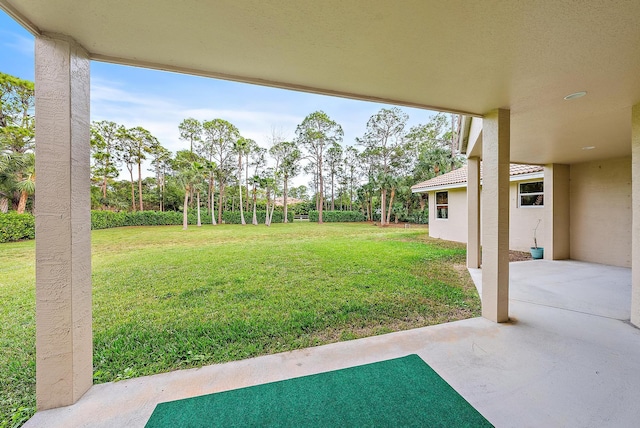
xmin=128 ymin=167 xmax=135 ymax=211
xmin=318 ymin=158 xmax=324 ymax=224
xmin=283 ymin=175 xmax=289 ymax=223
xmin=239 ymin=154 xmax=246 ymax=225
xmin=331 ymin=172 xmax=335 ymax=211
xmin=182 ymin=188 xmax=189 ymax=230
xmin=349 ymin=175 xmax=353 ymax=211
xmin=265 ymin=189 xmax=271 ymax=226
xmin=196 ymin=192 xmax=202 ymax=227
xmin=16 ymin=190 xmax=28 ymax=214
xmin=386 ymin=187 xmax=396 ymax=224
xmin=207 ymin=176 xmax=212 ymax=214
xmin=252 ymin=183 xmax=258 ymax=225
xmin=138 ymin=161 xmax=144 ymax=211
xmin=245 ymin=153 xmax=250 ymax=212
xmin=268 ymin=190 xmax=276 ymax=225
xmin=218 ymin=183 xmax=224 ymax=224
xmin=380 ymin=189 xmax=387 ymax=226
xmin=369 ymin=198 xmax=373 ymax=221
xmin=0 ymin=196 xmax=8 ymax=213
xmin=211 ymin=179 xmax=217 ymax=225
xmin=269 ymin=202 xmax=275 ymax=225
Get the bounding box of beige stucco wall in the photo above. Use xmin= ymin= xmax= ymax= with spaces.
xmin=428 ymin=188 xmax=468 ymax=243
xmin=427 ymin=180 xmax=545 ymax=251
xmin=509 ymin=181 xmax=546 ymax=252
xmin=570 ymin=157 xmax=631 ymax=267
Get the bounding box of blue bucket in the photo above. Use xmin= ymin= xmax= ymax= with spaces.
xmin=530 ymin=247 xmax=544 ymax=259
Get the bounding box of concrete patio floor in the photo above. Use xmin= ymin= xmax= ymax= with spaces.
xmin=25 ymin=260 xmax=640 ymax=428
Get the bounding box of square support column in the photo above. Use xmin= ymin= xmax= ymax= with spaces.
xmin=467 ymin=157 xmax=481 ymax=268
xmin=481 ymin=109 xmax=510 ymax=323
xmin=631 ymin=103 xmax=640 ymax=327
xmin=543 ymin=164 xmax=570 ymax=260
xmin=35 ymin=34 xmax=92 ymax=409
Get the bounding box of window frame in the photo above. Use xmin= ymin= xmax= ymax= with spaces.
xmin=518 ymin=180 xmax=544 ymax=208
xmin=435 ymin=191 xmax=449 ymax=219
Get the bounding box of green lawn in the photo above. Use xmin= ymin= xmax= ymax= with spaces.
xmin=0 ymin=222 xmax=480 ymax=427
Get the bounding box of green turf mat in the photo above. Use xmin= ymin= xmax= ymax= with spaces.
xmin=145 ymin=354 xmax=493 ymax=427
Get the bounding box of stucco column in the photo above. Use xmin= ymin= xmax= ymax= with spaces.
xmin=543 ymin=164 xmax=570 ymax=260
xmin=467 ymin=157 xmax=481 ymax=268
xmin=631 ymin=103 xmax=640 ymax=327
xmin=481 ymin=109 xmax=510 ymax=323
xmin=35 ymin=34 xmax=92 ymax=409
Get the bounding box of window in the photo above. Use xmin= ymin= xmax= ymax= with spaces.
xmin=519 ymin=181 xmax=544 ymax=207
xmin=436 ymin=191 xmax=448 ymax=219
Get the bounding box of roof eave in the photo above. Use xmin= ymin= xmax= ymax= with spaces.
xmin=458 ymin=115 xmax=472 ymax=155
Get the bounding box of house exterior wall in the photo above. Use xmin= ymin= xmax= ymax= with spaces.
xmin=427 ymin=180 xmax=544 ymax=251
xmin=570 ymin=157 xmax=632 ymax=268
xmin=428 ymin=188 xmax=468 ymax=243
xmin=510 ymin=181 xmax=546 ymax=252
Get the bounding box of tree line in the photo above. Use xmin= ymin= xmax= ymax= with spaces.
xmin=1 ymin=71 xmax=465 ymax=226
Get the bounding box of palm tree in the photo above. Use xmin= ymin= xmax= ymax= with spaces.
xmin=16 ymin=152 xmax=35 ymax=214
xmin=0 ymin=151 xmax=21 ymax=213
xmin=201 ymin=119 xmax=240 ymax=225
xmin=204 ymin=160 xmax=218 ymax=225
xmin=295 ymin=111 xmax=344 ymax=224
xmin=192 ymin=162 xmax=207 ymax=227
xmin=173 ymin=150 xmax=204 ymax=230
xmin=250 ymin=147 xmax=267 ymax=225
xmin=244 ymin=139 xmax=257 ymax=212
xmin=234 ymin=137 xmax=250 ymax=225
xmin=270 ymin=141 xmax=301 ymax=223
xmin=116 ymin=126 xmax=137 ymax=211
xmin=261 ymin=171 xmax=277 ymax=226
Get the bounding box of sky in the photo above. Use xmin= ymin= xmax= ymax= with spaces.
xmin=0 ymin=10 xmax=436 ymax=186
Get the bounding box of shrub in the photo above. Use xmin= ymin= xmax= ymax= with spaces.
xmin=308 ymin=210 xmax=365 ymax=222
xmin=2 ymin=209 xmax=296 ymax=243
xmin=223 ymin=210 xmax=294 ymax=224
xmin=0 ymin=212 xmax=35 ymax=243
xmin=406 ymin=211 xmax=429 ymax=224
xmin=91 ymin=210 xmax=215 ymax=229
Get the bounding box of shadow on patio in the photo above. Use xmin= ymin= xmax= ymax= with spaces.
xmin=25 ymin=260 xmax=640 ymax=427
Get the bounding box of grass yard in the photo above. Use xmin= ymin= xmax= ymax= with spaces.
xmin=0 ymin=222 xmax=480 ymax=426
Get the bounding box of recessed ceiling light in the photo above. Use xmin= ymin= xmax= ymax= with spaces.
xmin=564 ymin=91 xmax=587 ymax=100
xmin=582 ymin=146 xmax=596 ymax=150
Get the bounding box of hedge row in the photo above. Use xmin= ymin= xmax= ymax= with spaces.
xmin=0 ymin=209 xmax=296 ymax=243
xmin=223 ymin=210 xmax=294 ymax=224
xmin=90 ymin=210 xmax=213 ymax=230
xmin=0 ymin=212 xmax=35 ymax=243
xmin=308 ymin=210 xmax=365 ymax=222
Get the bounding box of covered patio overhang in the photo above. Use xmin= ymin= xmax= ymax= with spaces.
xmin=1 ymin=0 xmax=640 ymax=413
xmin=25 ymin=261 xmax=640 ymax=427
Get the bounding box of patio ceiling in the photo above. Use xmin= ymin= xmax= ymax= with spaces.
xmin=3 ymin=0 xmax=640 ymax=165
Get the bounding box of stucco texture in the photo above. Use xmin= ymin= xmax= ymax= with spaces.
xmin=510 ymin=181 xmax=545 ymax=252
xmin=428 ymin=188 xmax=467 ymax=243
xmin=428 ymin=181 xmax=544 ymax=252
xmin=570 ymin=157 xmax=631 ymax=268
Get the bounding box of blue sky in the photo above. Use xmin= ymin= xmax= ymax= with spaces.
xmin=0 ymin=10 xmax=435 ymax=184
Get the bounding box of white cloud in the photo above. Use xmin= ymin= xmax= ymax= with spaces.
xmin=88 ymin=69 xmax=436 ymax=186
xmin=1 ymin=31 xmax=33 ymax=56
xmin=90 ymin=80 xmax=311 ymax=180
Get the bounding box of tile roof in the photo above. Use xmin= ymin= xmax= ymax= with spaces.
xmin=411 ymin=163 xmax=543 ymax=192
